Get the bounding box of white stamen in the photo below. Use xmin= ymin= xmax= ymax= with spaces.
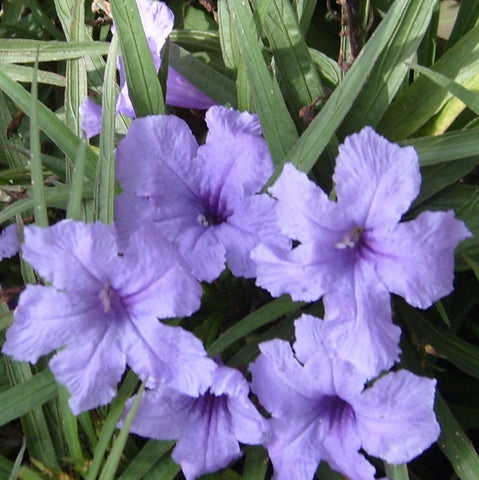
xmin=99 ymin=282 xmax=112 ymax=313
xmin=335 ymin=226 xmax=363 ymax=249
xmin=197 ymin=214 xmax=209 ymax=227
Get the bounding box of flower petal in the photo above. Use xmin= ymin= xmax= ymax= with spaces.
xmin=0 ymin=224 xmax=19 ymax=260
xmin=114 ymin=223 xmax=202 ymax=318
xmin=355 ymin=370 xmax=440 ymax=464
xmin=322 ymin=261 xmax=401 ymax=379
xmin=50 ymin=322 xmax=126 ymax=414
xmin=172 ymin=396 xmax=242 ymax=480
xmin=269 ymin=163 xmax=347 ymax=244
xmin=79 ymin=97 xmax=102 ymax=138
xmin=125 ymin=388 xmax=190 ymax=440
xmin=2 ymin=286 xmax=97 ymax=364
xmin=219 ymin=195 xmax=290 ymax=278
xmin=166 ymin=68 xmax=216 ymax=109
xmin=371 ymin=210 xmax=472 ymax=308
xmin=334 ymin=126 xmax=421 ymax=229
xmin=122 ymin=319 xmax=215 ymax=396
xmin=22 ymin=220 xmax=117 ymax=291
xmin=116 ymin=115 xmax=199 ymax=197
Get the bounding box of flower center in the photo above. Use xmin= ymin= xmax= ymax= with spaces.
xmin=335 ymin=226 xmax=364 ymax=249
xmin=99 ymin=282 xmax=112 ymax=313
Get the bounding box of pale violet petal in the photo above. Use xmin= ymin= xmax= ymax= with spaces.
xmin=371 ymin=210 xmax=472 ymax=309
xmin=355 ymin=370 xmax=440 ymax=464
xmin=0 ymin=224 xmax=19 ymax=260
xmin=79 ymin=97 xmax=102 ymax=138
xmin=166 ymin=68 xmax=216 ymax=109
xmin=334 ymin=126 xmax=421 ymax=229
xmin=116 ymin=115 xmax=199 ymax=196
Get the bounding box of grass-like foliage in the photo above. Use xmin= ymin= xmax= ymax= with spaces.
xmin=0 ymin=0 xmax=479 ymax=479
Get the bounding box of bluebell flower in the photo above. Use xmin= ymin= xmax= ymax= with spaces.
xmin=115 ymin=106 xmax=290 ymax=282
xmin=2 ymin=220 xmax=215 ymax=414
xmin=80 ymin=0 xmax=215 ymax=138
xmin=252 ymin=127 xmax=471 ymax=377
xmin=0 ymin=224 xmax=19 ymax=260
xmin=250 ymin=314 xmax=440 ymax=480
xmin=123 ymin=364 xmax=267 ymax=480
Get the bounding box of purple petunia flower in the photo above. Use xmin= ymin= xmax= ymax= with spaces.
xmin=250 ymin=314 xmax=440 ymax=480
xmin=0 ymin=224 xmax=19 ymax=260
xmin=115 ymin=105 xmax=289 ymax=282
xmin=80 ymin=0 xmax=215 ymax=138
xmin=252 ymin=127 xmax=471 ymax=377
xmin=2 ymin=220 xmax=215 ymax=414
xmin=123 ymin=363 xmax=267 ymax=480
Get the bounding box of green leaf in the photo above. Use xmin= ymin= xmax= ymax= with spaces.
xmin=275 ymin=0 xmax=429 ymax=179
xmin=0 ymin=70 xmax=98 ymax=183
xmin=207 ymin=296 xmax=304 ymax=357
xmin=170 ymin=29 xmax=221 ymax=52
xmin=436 ymin=394 xmax=479 ymax=480
xmin=378 ymin=25 xmax=479 ymax=140
xmin=339 ymin=0 xmax=436 ymax=135
xmin=0 ymin=370 xmax=58 ymax=426
xmin=99 ymin=382 xmax=145 ymax=480
xmin=408 ymin=63 xmax=479 ymax=116
xmin=242 ymin=446 xmax=268 ymax=480
xmin=399 ymin=304 xmax=479 ymax=380
xmin=384 ymin=463 xmax=409 ymax=480
xmin=0 ymin=64 xmax=66 ymax=87
xmin=0 ymin=39 xmax=110 ymax=63
xmin=110 ymin=0 xmax=165 ymax=117
xmin=8 ymin=438 xmax=27 ymax=480
xmin=446 ymin=0 xmax=479 ymax=49
xmin=255 ymin=0 xmax=324 ymax=116
xmin=226 ymin=0 xmax=299 ymax=165
xmin=117 ymin=440 xmax=174 ymax=480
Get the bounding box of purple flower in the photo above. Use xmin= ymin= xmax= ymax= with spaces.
xmin=2 ymin=220 xmax=215 ymax=414
xmin=252 ymin=127 xmax=471 ymax=377
xmin=123 ymin=364 xmax=267 ymax=480
xmin=250 ymin=314 xmax=440 ymax=480
xmin=115 ymin=106 xmax=289 ymax=282
xmin=0 ymin=224 xmax=19 ymax=260
xmin=80 ymin=0 xmax=215 ymax=138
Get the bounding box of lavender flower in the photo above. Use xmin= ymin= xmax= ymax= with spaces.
xmin=252 ymin=127 xmax=471 ymax=377
xmin=115 ymin=106 xmax=289 ymax=282
xmin=80 ymin=0 xmax=215 ymax=138
xmin=2 ymin=220 xmax=215 ymax=414
xmin=250 ymin=314 xmax=440 ymax=480
xmin=0 ymin=224 xmax=19 ymax=260
xmin=123 ymin=364 xmax=267 ymax=480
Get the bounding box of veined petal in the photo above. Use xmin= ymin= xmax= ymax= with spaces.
xmin=126 ymin=388 xmax=191 ymax=440
xmin=269 ymin=163 xmax=348 ymax=244
xmin=50 ymin=323 xmax=126 ymax=414
xmin=122 ymin=319 xmax=215 ymax=396
xmin=252 ymin=241 xmax=348 ymax=302
xmin=166 ymin=68 xmax=216 ymax=109
xmin=116 ymin=115 xmax=199 ymax=197
xmin=355 ymin=370 xmax=440 ymax=464
xmin=250 ymin=340 xmax=325 ymax=417
xmin=220 ymin=195 xmax=290 ymax=278
xmin=322 ymin=261 xmax=401 ymax=379
xmin=334 ymin=126 xmax=421 ymax=229
xmin=114 ymin=223 xmax=202 ymax=318
xmin=371 ymin=210 xmax=472 ymax=309
xmin=293 ymin=314 xmax=326 ymax=365
xmin=198 ymin=106 xmax=273 ymax=197
xmin=2 ymin=286 xmax=98 ymax=364
xmin=172 ymin=395 xmax=242 ymax=480
xmin=22 ymin=220 xmax=117 ymax=291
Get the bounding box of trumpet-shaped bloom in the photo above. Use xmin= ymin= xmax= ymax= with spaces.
xmin=123 ymin=364 xmax=267 ymax=480
xmin=80 ymin=0 xmax=214 ymax=138
xmin=250 ymin=314 xmax=440 ymax=480
xmin=2 ymin=220 xmax=215 ymax=414
xmin=0 ymin=224 xmax=19 ymax=260
xmin=115 ymin=106 xmax=289 ymax=282
xmin=252 ymin=127 xmax=471 ymax=377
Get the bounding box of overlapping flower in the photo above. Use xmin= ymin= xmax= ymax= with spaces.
xmin=2 ymin=102 xmax=472 ymax=479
